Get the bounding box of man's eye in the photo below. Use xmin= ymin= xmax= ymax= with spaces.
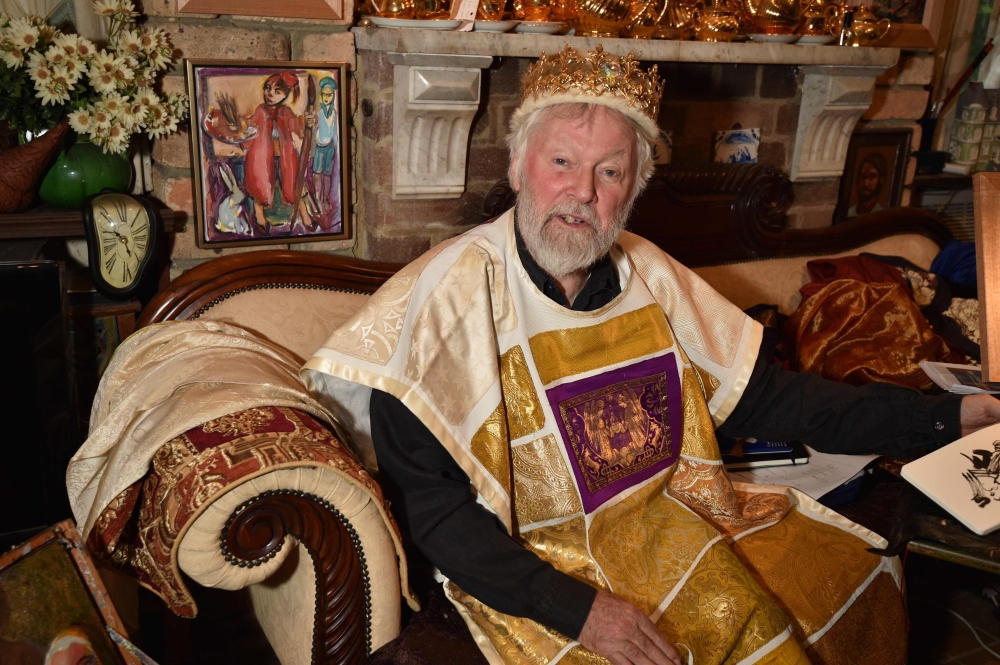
xmin=553 ymin=158 xmax=567 ymax=166
xmin=603 ymin=169 xmax=619 ymax=178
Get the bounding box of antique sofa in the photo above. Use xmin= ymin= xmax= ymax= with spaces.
xmin=119 ymin=162 xmax=950 ymax=664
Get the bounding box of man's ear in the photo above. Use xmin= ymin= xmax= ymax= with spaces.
xmin=508 ymin=158 xmax=521 ymax=192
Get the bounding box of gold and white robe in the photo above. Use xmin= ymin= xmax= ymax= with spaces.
xmin=303 ymin=209 xmax=906 ymax=665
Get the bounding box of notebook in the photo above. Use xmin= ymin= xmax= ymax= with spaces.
xmin=718 ymin=437 xmax=810 ymax=471
xmin=901 ymin=422 xmax=1000 ymax=536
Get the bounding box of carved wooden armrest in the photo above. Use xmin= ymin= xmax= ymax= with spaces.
xmin=224 ymin=489 xmax=371 ymax=664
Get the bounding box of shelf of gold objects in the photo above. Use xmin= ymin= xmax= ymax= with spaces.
xmin=353 ymin=26 xmax=899 ymax=67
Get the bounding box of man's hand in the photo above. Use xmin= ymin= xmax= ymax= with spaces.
xmin=961 ymin=394 xmax=1000 ymax=437
xmin=577 ymin=590 xmax=681 ymax=665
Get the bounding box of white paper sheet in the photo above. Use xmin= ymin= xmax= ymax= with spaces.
xmin=727 ymin=446 xmax=878 ymax=500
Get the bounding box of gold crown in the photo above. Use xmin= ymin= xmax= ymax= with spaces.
xmin=520 ymin=45 xmax=664 ymax=130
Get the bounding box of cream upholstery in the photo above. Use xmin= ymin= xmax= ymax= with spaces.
xmin=196 ymin=287 xmax=371 ymax=363
xmin=174 ymin=285 xmax=404 ymax=664
xmin=178 ymin=466 xmax=403 ymax=662
xmin=692 ymin=234 xmax=941 ymax=315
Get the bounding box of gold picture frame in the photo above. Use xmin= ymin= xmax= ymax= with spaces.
xmin=0 ymin=520 xmax=140 ymax=665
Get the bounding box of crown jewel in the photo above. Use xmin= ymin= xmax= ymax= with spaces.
xmin=520 ymin=45 xmax=664 ymax=125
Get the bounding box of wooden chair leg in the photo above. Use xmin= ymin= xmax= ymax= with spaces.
xmin=222 ymin=489 xmax=371 ymax=665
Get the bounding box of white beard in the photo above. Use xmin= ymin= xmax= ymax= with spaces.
xmin=516 ymin=187 xmax=629 ymax=278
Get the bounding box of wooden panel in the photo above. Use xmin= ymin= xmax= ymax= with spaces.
xmin=177 ymin=0 xmax=343 ymax=20
xmin=0 ymin=206 xmax=179 ymax=240
xmin=975 ymin=173 xmax=1000 ymax=381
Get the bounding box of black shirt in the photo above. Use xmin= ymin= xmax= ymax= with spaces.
xmin=369 ymin=231 xmax=964 ymax=640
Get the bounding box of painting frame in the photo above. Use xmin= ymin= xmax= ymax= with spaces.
xmin=186 ymin=59 xmax=351 ymax=249
xmin=870 ymin=0 xmax=947 ymax=49
xmin=834 ymin=129 xmax=912 ymax=224
xmin=0 ymin=520 xmax=140 ymax=665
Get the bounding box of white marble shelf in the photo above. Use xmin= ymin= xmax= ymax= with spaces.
xmin=353 ymin=26 xmax=899 ymax=67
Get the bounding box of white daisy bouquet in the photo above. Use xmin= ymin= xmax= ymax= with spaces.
xmin=0 ymin=0 xmax=187 ymax=154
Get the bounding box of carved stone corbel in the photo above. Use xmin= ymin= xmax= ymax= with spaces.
xmin=789 ymin=66 xmax=887 ymax=182
xmin=388 ymin=52 xmax=493 ymax=199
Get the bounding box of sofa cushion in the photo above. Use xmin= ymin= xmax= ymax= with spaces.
xmin=196 ymin=287 xmax=370 ymax=363
xmin=692 ymin=233 xmax=942 ymax=315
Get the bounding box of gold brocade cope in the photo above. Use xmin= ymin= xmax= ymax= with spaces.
xmin=692 ymin=362 xmax=721 ymax=402
xmin=588 ymin=478 xmax=721 ymax=613
xmin=471 ymin=401 xmax=512 ymax=493
xmin=654 ymin=541 xmax=798 ymax=664
xmin=513 ymin=434 xmax=584 ymax=525
xmin=804 ymin=572 xmax=906 ymax=665
xmin=501 ymin=345 xmax=545 ymax=439
xmin=324 ymin=239 xmax=453 ymax=364
xmin=405 ymin=244 xmax=509 ymax=426
xmin=528 ymin=303 xmax=673 ymax=386
xmin=730 ymin=508 xmax=881 ymax=642
xmin=519 ymin=515 xmax=605 ymax=588
xmin=678 ymin=367 xmax=723 ymax=461
xmin=786 ymin=279 xmax=954 ymax=388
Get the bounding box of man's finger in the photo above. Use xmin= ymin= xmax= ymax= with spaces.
xmin=629 ymin=632 xmax=679 ymax=665
xmin=635 ymin=614 xmax=680 ymax=664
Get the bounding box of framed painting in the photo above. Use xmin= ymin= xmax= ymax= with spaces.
xmin=186 ymin=60 xmax=350 ymax=248
xmin=870 ymin=0 xmax=947 ymax=48
xmin=0 ymin=520 xmax=140 ymax=665
xmin=834 ymin=129 xmax=911 ymax=224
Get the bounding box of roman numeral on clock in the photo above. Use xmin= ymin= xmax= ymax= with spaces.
xmin=105 ymin=253 xmax=117 ymax=272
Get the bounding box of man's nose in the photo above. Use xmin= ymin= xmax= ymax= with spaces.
xmin=566 ymin=170 xmax=597 ymax=203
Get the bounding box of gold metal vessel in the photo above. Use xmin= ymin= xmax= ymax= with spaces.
xmin=692 ymin=0 xmax=740 ymax=41
xmin=828 ymin=4 xmax=889 ymax=44
xmin=568 ymin=0 xmax=633 ymax=36
xmin=624 ymin=0 xmax=667 ymax=38
xmin=742 ymin=0 xmax=800 ymax=34
xmin=369 ymin=0 xmax=416 ymax=17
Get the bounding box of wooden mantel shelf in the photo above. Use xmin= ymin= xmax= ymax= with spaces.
xmin=0 ymin=205 xmax=179 ymax=240
xmin=353 ymin=27 xmax=899 ymax=68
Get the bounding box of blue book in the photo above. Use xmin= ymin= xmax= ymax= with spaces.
xmin=718 ymin=437 xmax=809 ymax=470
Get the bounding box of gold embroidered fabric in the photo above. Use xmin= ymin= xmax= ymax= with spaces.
xmin=655 ymin=541 xmax=798 ymax=664
xmin=513 ymin=434 xmax=583 ymax=526
xmin=588 ymin=479 xmax=718 ymax=613
xmin=730 ymin=508 xmax=881 ymax=641
xmin=471 ymin=401 xmax=512 ymax=493
xmin=804 ymin=572 xmax=906 ymax=665
xmin=324 ymin=245 xmax=444 ymax=364
xmin=528 ymin=304 xmax=673 ymax=386
xmin=405 ymin=244 xmax=504 ymax=426
xmin=502 ymin=346 xmax=546 ymax=439
xmin=519 ymin=516 xmax=605 ymax=588
xmin=692 ymin=363 xmax=721 ymax=403
xmin=678 ymin=368 xmax=723 ymax=461
xmin=448 ymin=582 xmax=572 ymax=664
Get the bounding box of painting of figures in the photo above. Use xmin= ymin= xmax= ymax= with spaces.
xmin=0 ymin=522 xmax=137 ymax=665
xmin=186 ymin=60 xmax=350 ymax=248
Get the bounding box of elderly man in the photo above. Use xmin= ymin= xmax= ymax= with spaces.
xmin=305 ymin=46 xmax=1000 ymax=665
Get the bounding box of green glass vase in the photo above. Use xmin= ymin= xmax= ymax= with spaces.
xmin=38 ymin=138 xmax=132 ymax=209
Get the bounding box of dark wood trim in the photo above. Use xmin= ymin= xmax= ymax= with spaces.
xmin=138 ymin=250 xmax=402 ymax=327
xmin=0 ymin=205 xmax=179 ymax=240
xmin=225 ymin=490 xmax=369 ymax=665
xmin=629 ymin=164 xmax=951 ymax=267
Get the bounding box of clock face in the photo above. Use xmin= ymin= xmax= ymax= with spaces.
xmin=92 ymin=194 xmax=150 ymax=290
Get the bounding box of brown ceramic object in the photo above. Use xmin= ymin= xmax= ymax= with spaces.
xmin=0 ymin=118 xmax=71 ymax=214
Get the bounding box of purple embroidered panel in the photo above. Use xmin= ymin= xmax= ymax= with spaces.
xmin=546 ymin=353 xmax=682 ymax=514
